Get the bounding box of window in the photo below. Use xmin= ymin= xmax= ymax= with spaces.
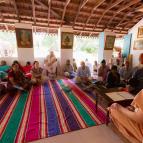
xmin=113 ymin=38 xmax=124 ymax=58
xmin=33 ymin=33 xmax=59 ymax=58
xmin=73 ymin=36 xmax=99 ymax=66
xmin=114 ymin=38 xmax=124 ymax=49
xmin=0 ymin=31 xmax=17 ymax=57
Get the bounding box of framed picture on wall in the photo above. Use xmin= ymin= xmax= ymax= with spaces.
xmin=105 ymin=35 xmax=115 ymax=50
xmin=15 ymin=28 xmax=33 ymax=48
xmin=133 ymin=39 xmax=143 ymax=50
xmin=137 ymin=26 xmax=143 ymax=38
xmin=61 ymin=32 xmax=73 ymax=49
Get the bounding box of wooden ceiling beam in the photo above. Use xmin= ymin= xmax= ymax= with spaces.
xmin=121 ymin=15 xmax=143 ymax=31
xmin=61 ymin=0 xmax=71 ymax=26
xmin=83 ymin=0 xmax=105 ymax=29
xmin=112 ymin=10 xmax=143 ymax=30
xmin=0 ymin=4 xmax=137 ymax=19
xmin=116 ymin=0 xmax=141 ymax=14
xmin=73 ymin=0 xmax=89 ymax=27
xmin=31 ymin=0 xmax=36 ymax=24
xmin=12 ymin=0 xmax=20 ymax=22
xmin=105 ymin=2 xmax=139 ymax=30
xmin=48 ymin=0 xmax=51 ymax=27
xmin=35 ymin=0 xmax=61 ymax=19
xmin=95 ymin=0 xmax=124 ymax=27
xmin=0 ymin=11 xmax=4 ymax=22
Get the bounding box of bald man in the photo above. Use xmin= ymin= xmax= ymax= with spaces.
xmin=75 ymin=61 xmax=91 ymax=84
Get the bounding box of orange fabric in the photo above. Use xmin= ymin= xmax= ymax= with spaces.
xmin=111 ymin=109 xmax=143 ymax=143
xmin=140 ymin=53 xmax=143 ymax=64
xmin=132 ymin=89 xmax=143 ymax=112
xmin=110 ymin=90 xmax=143 ymax=143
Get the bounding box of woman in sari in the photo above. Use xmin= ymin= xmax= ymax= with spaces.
xmin=109 ymin=90 xmax=143 ymax=143
xmin=31 ymin=61 xmax=43 ymax=85
xmin=8 ymin=63 xmax=31 ymax=90
xmin=44 ymin=51 xmax=57 ymax=79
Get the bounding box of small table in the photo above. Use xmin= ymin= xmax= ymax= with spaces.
xmin=93 ymin=85 xmax=134 ymax=125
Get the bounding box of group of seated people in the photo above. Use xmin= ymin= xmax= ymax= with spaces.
xmin=64 ymin=53 xmax=143 ymax=95
xmin=0 ymin=52 xmax=143 ymax=94
xmin=0 ymin=52 xmax=143 ymax=142
xmin=0 ymin=51 xmax=58 ymax=91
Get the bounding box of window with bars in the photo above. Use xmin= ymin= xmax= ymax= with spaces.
xmin=73 ymin=36 xmax=99 ymax=65
xmin=0 ymin=31 xmax=18 ymax=57
xmin=33 ymin=33 xmax=59 ymax=58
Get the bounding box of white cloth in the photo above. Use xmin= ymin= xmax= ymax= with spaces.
xmin=44 ymin=55 xmax=57 ymax=74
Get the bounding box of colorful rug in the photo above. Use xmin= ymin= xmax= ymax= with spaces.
xmin=0 ymin=79 xmax=106 ymax=143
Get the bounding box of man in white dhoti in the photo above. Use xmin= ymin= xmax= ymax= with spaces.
xmin=44 ymin=51 xmax=57 ymax=79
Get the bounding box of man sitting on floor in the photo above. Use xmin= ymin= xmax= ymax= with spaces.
xmin=119 ymin=61 xmax=132 ymax=82
xmin=44 ymin=51 xmax=57 ymax=79
xmin=64 ymin=59 xmax=75 ymax=79
xmin=75 ymin=61 xmax=91 ymax=85
xmin=106 ymin=65 xmax=121 ymax=88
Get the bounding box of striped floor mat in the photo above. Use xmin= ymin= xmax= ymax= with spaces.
xmin=0 ymin=79 xmax=106 ymax=143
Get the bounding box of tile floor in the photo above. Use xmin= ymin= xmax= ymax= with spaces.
xmin=30 ymin=124 xmax=125 ymax=143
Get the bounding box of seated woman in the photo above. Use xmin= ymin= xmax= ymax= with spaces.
xmin=13 ymin=60 xmax=25 ymax=73
xmin=8 ymin=63 xmax=31 ymax=90
xmin=64 ymin=59 xmax=75 ymax=79
xmin=106 ymin=65 xmax=121 ymax=88
xmin=98 ymin=59 xmax=109 ymax=82
xmin=108 ymin=90 xmax=143 ymax=143
xmin=23 ymin=61 xmax=32 ymax=79
xmin=31 ymin=61 xmax=43 ymax=85
xmin=75 ymin=61 xmax=91 ymax=84
xmin=0 ymin=60 xmax=10 ymax=81
xmin=44 ymin=51 xmax=57 ymax=79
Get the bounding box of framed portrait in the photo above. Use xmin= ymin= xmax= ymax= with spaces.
xmin=105 ymin=35 xmax=115 ymax=50
xmin=61 ymin=32 xmax=73 ymax=49
xmin=15 ymin=28 xmax=33 ymax=48
xmin=137 ymin=26 xmax=143 ymax=38
xmin=133 ymin=39 xmax=143 ymax=50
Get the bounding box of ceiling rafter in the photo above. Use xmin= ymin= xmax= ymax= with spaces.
xmin=105 ymin=0 xmax=128 ymax=28
xmin=120 ymin=14 xmax=143 ymax=31
xmin=31 ymin=0 xmax=36 ymax=24
xmin=91 ymin=0 xmax=141 ymax=34
xmin=110 ymin=3 xmax=142 ymax=31
xmin=73 ymin=0 xmax=89 ymax=27
xmin=116 ymin=0 xmax=141 ymax=14
xmin=95 ymin=0 xmax=124 ymax=27
xmin=83 ymin=0 xmax=105 ymax=28
xmin=48 ymin=0 xmax=51 ymax=27
xmin=35 ymin=0 xmax=61 ymax=19
xmin=0 ymin=11 xmax=4 ymax=22
xmin=12 ymin=0 xmax=20 ymax=22
xmin=118 ymin=17 xmax=142 ymax=31
xmin=0 ymin=0 xmax=142 ymax=36
xmin=61 ymin=0 xmax=71 ymax=26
